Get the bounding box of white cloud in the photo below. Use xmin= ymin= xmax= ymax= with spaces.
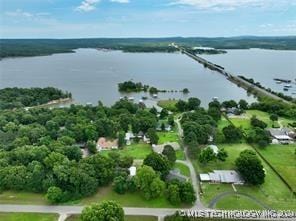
xmin=5 ymin=9 xmax=33 ymax=18
xmin=110 ymin=0 xmax=130 ymax=3
xmin=75 ymin=0 xmax=129 ymax=12
xmin=76 ymin=0 xmax=101 ymax=12
xmin=170 ymin=0 xmax=284 ymax=10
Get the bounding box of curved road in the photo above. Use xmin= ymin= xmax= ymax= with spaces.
xmin=208 ymin=192 xmax=272 ymax=210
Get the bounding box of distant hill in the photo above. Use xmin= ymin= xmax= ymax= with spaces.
xmin=1 ymin=36 xmax=295 ymax=58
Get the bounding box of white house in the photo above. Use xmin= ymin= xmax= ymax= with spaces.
xmin=129 ymin=166 xmax=137 ymax=177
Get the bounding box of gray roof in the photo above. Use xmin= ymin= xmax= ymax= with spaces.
xmin=166 ymin=169 xmax=189 ymax=183
xmin=267 ymin=128 xmax=286 ymax=137
xmin=202 ymin=170 xmax=244 ymax=184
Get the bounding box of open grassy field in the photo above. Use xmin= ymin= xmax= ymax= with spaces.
xmin=174 ymin=162 xmax=190 ymax=177
xmin=66 ymin=215 xmax=157 ymax=221
xmin=245 ymin=110 xmax=294 ymax=128
xmin=157 ymin=99 xmax=178 ymax=112
xmin=215 ymin=195 xmax=264 ymax=210
xmin=0 ymin=213 xmax=58 ymax=221
xmin=197 ymin=143 xmax=296 ymax=210
xmin=157 ymin=131 xmax=179 ymax=144
xmin=79 ymin=185 xmax=178 ymax=208
xmin=217 ymin=117 xmax=230 ymax=132
xmin=257 ymin=144 xmax=296 ymax=192
xmin=100 ymin=142 xmax=152 ymax=159
xmin=0 ymin=191 xmax=48 ymax=205
xmin=0 ymin=185 xmax=178 ymax=208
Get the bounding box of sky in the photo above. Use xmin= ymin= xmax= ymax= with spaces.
xmin=0 ymin=0 xmax=296 ymax=38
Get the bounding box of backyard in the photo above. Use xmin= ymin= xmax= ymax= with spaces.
xmin=257 ymin=144 xmax=296 ymax=192
xmin=99 ymin=142 xmax=152 ymax=159
xmin=196 ymin=143 xmax=296 ymax=210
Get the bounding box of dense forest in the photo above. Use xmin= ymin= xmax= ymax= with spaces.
xmin=1 ymin=36 xmax=296 ymax=58
xmin=0 ymin=90 xmax=198 ymax=204
xmin=0 ymin=87 xmax=71 ymax=110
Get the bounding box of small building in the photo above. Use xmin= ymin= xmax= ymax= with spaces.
xmin=143 ymin=135 xmax=150 ymax=143
xmin=97 ymin=137 xmax=118 ymax=151
xmin=166 ymin=169 xmax=189 ymax=183
xmin=125 ymin=132 xmax=135 ymax=145
xmin=200 ymin=170 xmax=244 ymax=185
xmin=208 ymin=145 xmax=219 ymax=155
xmin=152 ymin=142 xmax=180 ymax=154
xmin=129 ymin=166 xmax=137 ymax=177
xmin=224 ymin=107 xmax=242 ymax=116
xmin=267 ymin=128 xmax=294 ymax=144
xmin=81 ymin=148 xmax=90 ymax=158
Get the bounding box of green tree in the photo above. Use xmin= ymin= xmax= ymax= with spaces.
xmin=180 ymin=182 xmax=196 ymax=204
xmin=112 ymin=176 xmax=128 ymax=194
xmin=143 ymin=152 xmax=170 ymax=178
xmin=239 ymin=99 xmax=248 ymax=110
xmin=147 ymin=128 xmax=159 ymax=144
xmin=135 ymin=166 xmax=165 ymax=200
xmin=87 ymin=140 xmax=97 ymax=154
xmin=235 ymin=150 xmax=265 ymax=185
xmin=187 ymin=97 xmax=201 ymax=110
xmin=217 ymin=148 xmax=228 ymax=161
xmin=222 ymin=125 xmax=243 ymax=143
xmin=118 ymin=131 xmax=126 ymax=148
xmin=81 ymin=201 xmax=124 ymax=221
xmin=162 ymin=145 xmax=176 ymax=165
xmin=46 ymin=186 xmax=63 ymax=203
xmin=199 ymin=148 xmax=216 ymax=165
xmin=208 ymin=106 xmax=221 ymax=121
xmin=166 ymin=183 xmax=181 ymax=205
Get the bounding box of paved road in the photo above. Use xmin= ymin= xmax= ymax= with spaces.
xmin=175 ymin=117 xmax=205 ymax=209
xmin=208 ymin=192 xmax=272 ymax=210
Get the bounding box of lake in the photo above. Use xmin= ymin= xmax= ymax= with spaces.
xmin=2 ymin=48 xmax=292 ymax=107
xmin=203 ymin=49 xmax=296 ymax=97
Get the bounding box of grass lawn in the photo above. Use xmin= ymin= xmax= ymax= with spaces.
xmin=0 ymin=191 xmax=48 ymax=205
xmin=174 ymin=162 xmax=190 ymax=177
xmin=194 ymin=143 xmax=251 ymax=173
xmin=157 ymin=131 xmax=179 ymax=144
xmin=157 ymin=99 xmax=178 ymax=112
xmin=79 ymin=185 xmax=178 ymax=208
xmin=257 ymin=144 xmax=296 ymax=192
xmin=0 ymin=213 xmax=58 ymax=221
xmin=176 ymin=149 xmax=185 ymax=160
xmin=215 ymin=195 xmax=264 ymax=210
xmin=217 ymin=117 xmax=230 ymax=132
xmin=0 ymin=185 xmax=181 ymax=208
xmin=66 ymin=215 xmax=157 ymax=221
xmin=100 ymin=142 xmax=152 ymax=159
xmin=196 ymin=143 xmax=296 ymax=210
xmin=245 ymin=110 xmax=294 ymax=128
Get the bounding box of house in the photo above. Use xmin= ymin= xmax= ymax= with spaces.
xmin=267 ymin=128 xmax=294 ymax=144
xmin=166 ymin=169 xmax=189 ymax=183
xmin=125 ymin=132 xmax=135 ymax=145
xmin=143 ymin=135 xmax=150 ymax=143
xmin=152 ymin=142 xmax=180 ymax=154
xmin=156 ymin=123 xmax=172 ymax=132
xmin=129 ymin=166 xmax=137 ymax=177
xmin=81 ymin=148 xmax=90 ymax=158
xmin=208 ymin=145 xmax=219 ymax=155
xmin=97 ymin=137 xmax=118 ymax=151
xmin=200 ymin=170 xmax=244 ymax=184
xmin=222 ymin=107 xmax=242 ymax=116
xmin=137 ymin=131 xmax=144 ymax=138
